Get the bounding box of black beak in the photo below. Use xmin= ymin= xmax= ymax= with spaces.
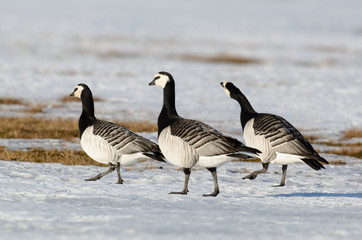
xmin=220 ymin=82 xmax=224 ymax=87
xmin=149 ymin=76 xmax=160 ymax=86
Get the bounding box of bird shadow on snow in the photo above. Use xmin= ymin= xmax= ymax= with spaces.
xmin=270 ymin=192 xmax=362 ymax=198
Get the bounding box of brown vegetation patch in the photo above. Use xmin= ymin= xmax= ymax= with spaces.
xmin=232 ymin=158 xmax=260 ymax=163
xmin=343 ymin=128 xmax=362 ymax=139
xmin=328 ymin=160 xmax=347 ymax=165
xmin=60 ymin=96 xmax=80 ymax=103
xmin=0 ymin=97 xmax=22 ymax=105
xmin=71 ymin=47 xmax=141 ymax=60
xmin=0 ymin=117 xmax=157 ymax=140
xmin=228 ymin=169 xmax=251 ymax=174
xmin=0 ymin=117 xmax=79 ymax=140
xmin=0 ymin=147 xmax=104 ymax=166
xmin=116 ymin=120 xmax=157 ymax=133
xmin=324 ymin=146 xmax=362 ymax=159
xmin=304 ymin=135 xmax=320 ymax=144
xmin=22 ymin=104 xmax=45 ymax=113
xmin=0 ymin=147 xmax=161 ymax=168
xmin=60 ymin=95 xmax=104 ymax=103
xmin=97 ymin=50 xmax=141 ymax=59
xmin=176 ymin=53 xmax=260 ymax=65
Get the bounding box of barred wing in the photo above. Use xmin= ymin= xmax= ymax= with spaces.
xmin=171 ymin=118 xmax=259 ymax=157
xmin=253 ymin=114 xmax=317 ymax=158
xmin=93 ymin=120 xmax=161 ymax=155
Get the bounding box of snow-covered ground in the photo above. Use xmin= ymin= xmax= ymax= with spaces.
xmin=0 ymin=160 xmax=361 ymax=240
xmin=0 ymin=0 xmax=361 ymax=239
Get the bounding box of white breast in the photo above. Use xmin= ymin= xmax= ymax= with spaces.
xmin=197 ymin=155 xmax=233 ymax=168
xmin=119 ymin=152 xmax=147 ymax=166
xmin=158 ymin=126 xmax=198 ymax=168
xmin=80 ymin=126 xmax=117 ymax=165
xmin=271 ymin=152 xmax=304 ymax=165
xmin=244 ymin=119 xmax=305 ymax=165
xmin=243 ymin=119 xmax=271 ymax=162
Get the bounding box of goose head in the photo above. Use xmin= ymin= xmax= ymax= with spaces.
xmin=220 ymin=82 xmax=242 ymax=99
xmin=70 ymin=83 xmax=89 ymax=99
xmin=149 ymin=72 xmax=174 ymax=88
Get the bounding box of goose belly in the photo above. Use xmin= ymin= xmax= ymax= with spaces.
xmin=80 ymin=127 xmax=117 ymax=165
xmin=243 ymin=119 xmax=270 ymax=162
xmin=271 ymin=152 xmax=304 ymax=165
xmin=158 ymin=126 xmax=198 ymax=168
xmin=197 ymin=155 xmax=232 ymax=168
xmin=119 ymin=152 xmax=146 ymax=166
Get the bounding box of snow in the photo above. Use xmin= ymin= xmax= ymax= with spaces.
xmin=1 ymin=160 xmax=361 ymax=240
xmin=0 ymin=0 xmax=362 ymax=239
xmin=0 ymin=138 xmax=80 ymax=151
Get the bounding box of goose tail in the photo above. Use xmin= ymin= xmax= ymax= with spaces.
xmin=143 ymin=152 xmax=166 ymax=162
xmin=301 ymin=155 xmax=328 ymax=170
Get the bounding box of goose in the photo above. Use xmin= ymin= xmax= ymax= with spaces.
xmin=70 ymin=83 xmax=165 ymax=184
xmin=149 ymin=72 xmax=260 ymax=196
xmin=220 ymin=82 xmax=329 ymax=186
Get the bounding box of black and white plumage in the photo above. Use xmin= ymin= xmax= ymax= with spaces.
xmin=149 ymin=72 xmax=260 ymax=196
xmin=221 ymin=82 xmax=329 ymax=186
xmin=70 ymin=83 xmax=165 ymax=184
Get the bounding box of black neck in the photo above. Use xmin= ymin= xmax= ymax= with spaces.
xmin=79 ymin=90 xmax=97 ymax=138
xmin=157 ymin=81 xmax=180 ymax=135
xmin=234 ymin=93 xmax=257 ymax=128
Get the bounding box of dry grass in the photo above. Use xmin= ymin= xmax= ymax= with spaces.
xmin=306 ymin=127 xmax=362 ymax=159
xmin=0 ymin=116 xmax=157 ymax=140
xmin=324 ymin=147 xmax=362 ymax=159
xmin=176 ymin=53 xmax=259 ymax=65
xmin=117 ymin=120 xmax=157 ymax=132
xmin=328 ymin=160 xmax=347 ymax=165
xmin=232 ymin=158 xmax=260 ymax=163
xmin=343 ymin=128 xmax=362 ymax=139
xmin=0 ymin=147 xmax=104 ymax=166
xmin=0 ymin=116 xmax=79 ymax=140
xmin=22 ymin=104 xmax=45 ymax=113
xmin=0 ymin=97 xmax=22 ymax=105
xmin=304 ymin=135 xmax=320 ymax=144
xmin=227 ymin=169 xmax=251 ymax=174
xmin=97 ymin=50 xmax=140 ymax=59
xmin=60 ymin=95 xmax=104 ymax=103
xmin=60 ymin=96 xmax=80 ymax=103
xmin=0 ymin=147 xmax=163 ymax=169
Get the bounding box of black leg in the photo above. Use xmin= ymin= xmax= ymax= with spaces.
xmin=242 ymin=162 xmax=269 ymax=180
xmin=116 ymin=162 xmax=124 ymax=184
xmin=169 ymin=168 xmax=190 ymax=195
xmin=273 ymin=165 xmax=287 ymax=187
xmin=85 ymin=163 xmax=116 ymax=182
xmin=203 ymin=167 xmax=219 ymax=197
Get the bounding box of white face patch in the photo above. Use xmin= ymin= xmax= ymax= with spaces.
xmin=222 ymin=82 xmax=231 ymax=97
xmin=72 ymin=85 xmax=84 ymax=99
xmin=153 ymin=73 xmax=170 ymax=88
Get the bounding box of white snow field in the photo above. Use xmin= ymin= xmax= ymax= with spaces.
xmin=0 ymin=159 xmax=361 ymax=240
xmin=0 ymin=0 xmax=361 ymax=239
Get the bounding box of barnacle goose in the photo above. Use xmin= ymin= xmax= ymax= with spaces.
xmin=149 ymin=72 xmax=260 ymax=196
xmin=70 ymin=83 xmax=165 ymax=184
xmin=221 ymin=82 xmax=329 ymax=186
